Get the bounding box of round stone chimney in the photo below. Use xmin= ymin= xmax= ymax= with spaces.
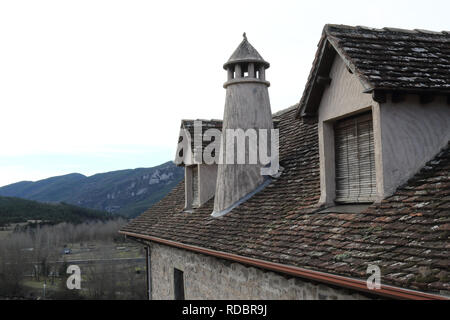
xmin=222 ymin=32 xmax=270 ymax=88
xmin=212 ymin=33 xmax=274 ymax=217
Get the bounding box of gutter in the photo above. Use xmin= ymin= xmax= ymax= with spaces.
xmin=119 ymin=231 xmax=448 ymax=300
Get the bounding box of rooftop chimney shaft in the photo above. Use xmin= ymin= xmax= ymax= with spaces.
xmin=212 ymin=34 xmax=273 ymax=216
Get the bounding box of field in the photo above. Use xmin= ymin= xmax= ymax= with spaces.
xmin=0 ymin=219 xmax=147 ymax=300
xmin=19 ymin=240 xmax=146 ymax=300
xmin=0 ymin=230 xmax=10 ymax=240
xmin=0 ymin=222 xmax=27 ymax=239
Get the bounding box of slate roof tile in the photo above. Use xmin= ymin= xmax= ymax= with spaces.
xmin=121 ymin=104 xmax=450 ymax=296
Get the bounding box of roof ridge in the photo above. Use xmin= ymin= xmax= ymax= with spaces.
xmin=272 ymin=104 xmax=298 ymax=118
xmin=324 ymin=24 xmax=450 ymax=37
xmin=181 ymin=119 xmax=223 ymax=122
xmin=181 ymin=105 xmax=297 ymax=124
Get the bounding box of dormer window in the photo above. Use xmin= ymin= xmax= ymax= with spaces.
xmin=191 ymin=165 xmax=199 ymax=208
xmin=184 ymin=165 xmax=200 ymax=210
xmin=184 ymin=164 xmax=217 ymax=210
xmin=334 ymin=112 xmax=376 ymax=203
xmin=175 ymin=119 xmax=222 ymax=211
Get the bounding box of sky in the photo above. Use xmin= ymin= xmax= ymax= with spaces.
xmin=0 ymin=0 xmax=448 ymax=187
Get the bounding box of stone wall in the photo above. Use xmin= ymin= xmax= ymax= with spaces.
xmin=148 ymin=242 xmax=371 ymax=300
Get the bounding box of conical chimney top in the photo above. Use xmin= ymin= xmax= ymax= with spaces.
xmin=223 ymin=33 xmax=270 ymax=70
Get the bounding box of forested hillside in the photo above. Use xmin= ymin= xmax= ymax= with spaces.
xmin=0 ymin=196 xmax=111 ymax=226
xmin=0 ymin=161 xmax=183 ymax=217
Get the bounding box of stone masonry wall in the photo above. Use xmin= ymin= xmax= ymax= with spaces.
xmin=149 ymin=242 xmax=371 ymax=300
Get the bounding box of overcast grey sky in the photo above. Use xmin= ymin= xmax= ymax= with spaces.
xmin=0 ymin=0 xmax=448 ymax=186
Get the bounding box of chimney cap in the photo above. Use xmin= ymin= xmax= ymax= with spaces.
xmin=223 ymin=33 xmax=270 ymax=70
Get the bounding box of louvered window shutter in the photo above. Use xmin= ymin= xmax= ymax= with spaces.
xmin=335 ymin=113 xmax=376 ymax=203
xmin=192 ymin=166 xmax=199 ymax=207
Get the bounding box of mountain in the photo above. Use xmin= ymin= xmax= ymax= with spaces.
xmin=0 ymin=196 xmax=110 ymax=226
xmin=0 ymin=161 xmax=184 ymax=217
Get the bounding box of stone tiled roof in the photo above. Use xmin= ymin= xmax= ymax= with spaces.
xmin=328 ymin=25 xmax=450 ymax=90
xmin=298 ymin=24 xmax=450 ymax=117
xmin=121 ymin=105 xmax=450 ymax=296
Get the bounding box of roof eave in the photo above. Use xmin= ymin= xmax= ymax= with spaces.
xmin=295 ymin=36 xmax=337 ymax=118
xmin=119 ymin=230 xmax=449 ymax=300
xmin=326 ymin=35 xmax=374 ymax=92
xmin=296 ymin=33 xmax=375 ymax=119
xmin=223 ymin=58 xmax=270 ymax=70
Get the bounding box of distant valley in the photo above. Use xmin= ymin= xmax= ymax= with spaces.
xmin=0 ymin=161 xmax=184 ymax=218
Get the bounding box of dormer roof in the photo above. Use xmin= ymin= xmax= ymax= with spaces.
xmin=297 ymin=24 xmax=450 ymax=117
xmin=175 ymin=119 xmax=223 ymax=166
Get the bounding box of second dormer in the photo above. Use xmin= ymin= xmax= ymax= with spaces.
xmin=174 ymin=119 xmax=222 ymax=210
